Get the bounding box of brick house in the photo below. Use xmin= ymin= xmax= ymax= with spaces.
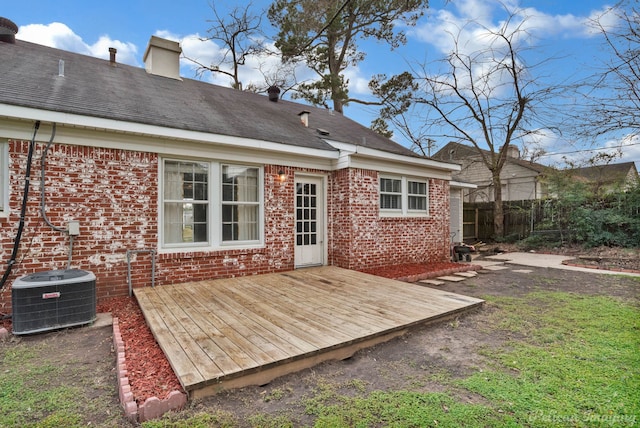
xmin=0 ymin=28 xmax=460 ymax=311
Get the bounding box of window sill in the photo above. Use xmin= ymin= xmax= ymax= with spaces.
xmin=379 ymin=211 xmax=430 ymax=218
xmin=158 ymin=242 xmax=265 ymax=255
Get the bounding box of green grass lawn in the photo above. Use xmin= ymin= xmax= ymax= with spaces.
xmin=0 ymin=343 xmax=84 ymax=427
xmin=142 ymin=290 xmax=639 ymax=428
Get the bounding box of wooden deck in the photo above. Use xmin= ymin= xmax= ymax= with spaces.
xmin=133 ymin=266 xmax=483 ymax=399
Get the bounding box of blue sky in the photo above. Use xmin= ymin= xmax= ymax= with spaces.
xmin=3 ymin=0 xmax=639 ymax=168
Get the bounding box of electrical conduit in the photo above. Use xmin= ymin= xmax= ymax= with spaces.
xmin=0 ymin=121 xmax=40 ymax=291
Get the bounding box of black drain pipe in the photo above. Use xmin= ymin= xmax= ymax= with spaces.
xmin=0 ymin=120 xmax=40 ymax=291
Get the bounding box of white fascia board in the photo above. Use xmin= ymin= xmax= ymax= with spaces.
xmin=450 ymin=180 xmax=478 ymax=189
xmin=325 ymin=139 xmax=460 ymax=172
xmin=325 ymin=139 xmax=460 ymax=180
xmin=0 ymin=105 xmax=339 ymax=169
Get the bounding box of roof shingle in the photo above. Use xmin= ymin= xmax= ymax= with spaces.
xmin=0 ymin=39 xmax=415 ymax=157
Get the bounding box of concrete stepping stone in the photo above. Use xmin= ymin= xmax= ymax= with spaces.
xmin=454 ymin=271 xmax=477 ymax=278
xmin=481 ymin=265 xmax=510 ymax=271
xmin=436 ymin=275 xmax=467 ymax=282
xmin=512 ymin=269 xmax=533 ymax=273
xmin=418 ymin=279 xmax=446 ymax=286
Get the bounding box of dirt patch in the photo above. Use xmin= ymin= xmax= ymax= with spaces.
xmin=1 ymin=256 xmax=638 ymax=426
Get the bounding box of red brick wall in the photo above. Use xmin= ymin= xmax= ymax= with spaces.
xmin=0 ymin=141 xmax=296 ymax=312
xmin=0 ymin=141 xmax=450 ymax=313
xmin=328 ymin=168 xmax=450 ymax=270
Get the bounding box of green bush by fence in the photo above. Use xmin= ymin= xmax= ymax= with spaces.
xmin=464 ymin=182 xmax=640 ymax=248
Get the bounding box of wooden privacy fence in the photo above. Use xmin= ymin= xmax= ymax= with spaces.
xmin=464 ymin=191 xmax=640 ymax=243
xmin=463 ymin=200 xmax=538 ymax=241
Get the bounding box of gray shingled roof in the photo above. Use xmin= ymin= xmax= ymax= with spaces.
xmin=433 ymin=141 xmax=549 ymax=173
xmin=0 ymin=40 xmax=416 ymax=157
xmin=570 ymin=162 xmax=638 ymax=184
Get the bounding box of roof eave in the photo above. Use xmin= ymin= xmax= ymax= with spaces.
xmin=326 ymin=139 xmax=461 ymax=173
xmin=0 ymin=103 xmax=340 ymax=161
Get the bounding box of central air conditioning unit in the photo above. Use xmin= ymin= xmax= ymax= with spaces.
xmin=11 ymin=269 xmax=96 ymax=335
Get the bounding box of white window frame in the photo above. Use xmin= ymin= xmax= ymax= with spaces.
xmin=159 ymin=158 xmax=264 ymax=251
xmin=407 ymin=179 xmax=429 ymax=212
xmin=0 ymin=141 xmax=8 ymax=217
xmin=379 ymin=175 xmax=430 ymax=217
xmin=379 ymin=177 xmax=402 ymax=213
xmin=221 ymin=164 xmax=261 ymax=243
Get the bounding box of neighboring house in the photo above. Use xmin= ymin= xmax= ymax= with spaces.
xmin=0 ymin=25 xmax=461 ymax=310
xmin=433 ymin=141 xmax=549 ymax=203
xmin=567 ymin=162 xmax=639 ymax=194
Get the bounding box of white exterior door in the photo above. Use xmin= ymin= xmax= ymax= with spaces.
xmin=294 ymin=176 xmax=325 ymax=267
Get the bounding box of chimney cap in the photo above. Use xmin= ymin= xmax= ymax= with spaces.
xmin=267 ymin=85 xmax=280 ymax=102
xmin=109 ymin=47 xmax=117 ymax=65
xmin=143 ymin=35 xmax=182 ymax=61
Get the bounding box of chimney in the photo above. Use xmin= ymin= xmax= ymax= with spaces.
xmin=109 ymin=47 xmax=117 ymax=66
xmin=267 ymin=86 xmax=280 ymax=102
xmin=0 ymin=17 xmax=18 ymax=44
xmin=298 ymin=111 xmax=310 ymax=128
xmin=143 ymin=36 xmax=182 ymax=80
xmin=506 ymin=144 xmax=520 ymax=159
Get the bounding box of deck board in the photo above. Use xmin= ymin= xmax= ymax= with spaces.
xmin=133 ymin=266 xmax=483 ymax=398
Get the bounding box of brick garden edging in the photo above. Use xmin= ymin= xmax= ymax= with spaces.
xmin=561 ymin=261 xmax=640 ymax=274
xmin=112 ymin=317 xmax=187 ymax=423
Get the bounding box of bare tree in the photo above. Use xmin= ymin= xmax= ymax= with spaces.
xmin=371 ymin=9 xmax=566 ymax=238
xmin=185 ymin=2 xmax=265 ymax=90
xmin=581 ymin=0 xmax=640 ymax=138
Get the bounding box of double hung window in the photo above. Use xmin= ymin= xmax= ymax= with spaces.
xmin=163 ymin=161 xmax=210 ymax=245
xmin=379 ymin=175 xmax=429 ymax=217
xmin=222 ymin=165 xmax=259 ymax=241
xmin=380 ymin=178 xmax=402 ymax=210
xmin=162 ymin=159 xmax=262 ymax=249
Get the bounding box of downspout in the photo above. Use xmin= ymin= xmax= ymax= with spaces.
xmin=0 ymin=120 xmax=40 ymax=291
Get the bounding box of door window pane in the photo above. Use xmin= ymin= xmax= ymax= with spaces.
xmin=296 ymin=181 xmax=318 ymax=247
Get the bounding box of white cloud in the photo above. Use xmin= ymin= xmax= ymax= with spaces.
xmin=414 ymin=0 xmax=616 ymax=57
xmin=18 ymin=22 xmax=90 ymax=54
xmin=17 ymin=22 xmax=139 ymax=66
xmin=529 ymin=131 xmax=640 ymax=169
xmin=608 ymin=134 xmax=640 ymax=166
xmin=344 ymin=66 xmax=371 ymax=96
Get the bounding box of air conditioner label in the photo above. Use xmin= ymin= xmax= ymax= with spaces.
xmin=42 ymin=292 xmax=61 ymax=299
